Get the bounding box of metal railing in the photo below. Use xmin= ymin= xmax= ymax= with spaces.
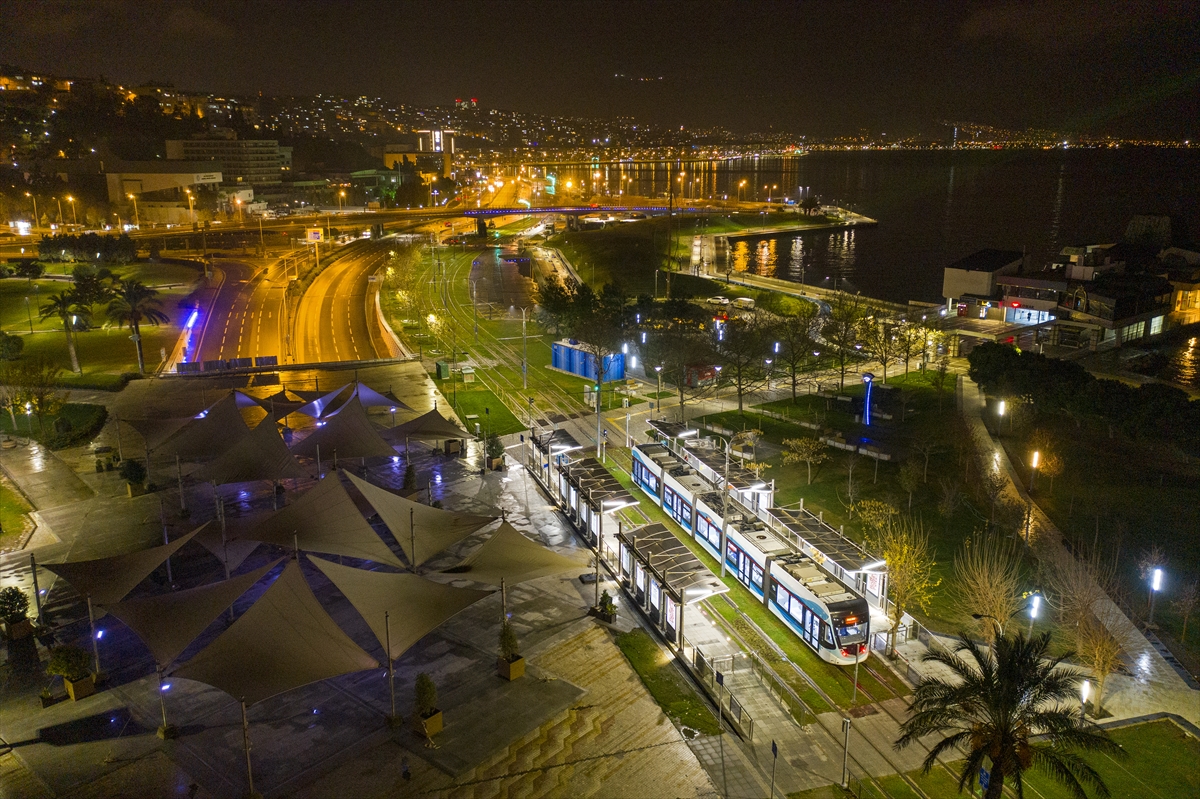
xmin=682 ymin=634 xmax=755 ymax=740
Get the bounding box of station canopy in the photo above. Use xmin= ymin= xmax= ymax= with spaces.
xmin=767 ymin=507 xmax=881 ymax=573
xmin=244 ymin=474 xmax=405 ymax=568
xmin=345 ymin=472 xmax=496 ymax=567
xmin=102 ymin=559 xmax=282 ymax=666
xmin=615 ymin=523 xmax=728 ymax=604
xmin=382 ymin=409 xmax=469 ymax=443
xmin=154 ymin=393 xmax=253 ymax=461
xmin=561 ymin=457 xmax=638 ymax=512
xmin=289 ymin=398 xmax=397 ymax=460
xmin=352 ymin=383 xmax=412 ymax=414
xmin=310 ymin=557 xmax=491 ymax=661
xmin=42 ymin=525 xmax=206 ymax=605
xmin=531 ymin=429 xmax=583 ymax=456
xmin=171 ymin=561 xmax=379 ymax=705
xmin=294 ymin=384 xmax=352 ymax=419
xmin=195 ymin=418 xmax=307 ymax=485
xmin=442 ymin=522 xmax=584 ymax=587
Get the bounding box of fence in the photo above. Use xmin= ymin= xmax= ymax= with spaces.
xmin=682 ymin=634 xmax=755 ymax=740
xmin=747 ymin=650 xmax=811 ymax=727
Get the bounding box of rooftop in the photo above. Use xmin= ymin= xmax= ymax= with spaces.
xmin=946 ymin=248 xmax=1025 ymax=273
xmin=616 ymin=522 xmax=729 ymax=604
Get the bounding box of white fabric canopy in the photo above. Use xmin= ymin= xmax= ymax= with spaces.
xmin=294 ymin=384 xmax=352 ymax=419
xmin=309 ymin=557 xmax=491 ymax=661
xmin=289 ymin=398 xmax=397 ymax=460
xmin=381 ymin=409 xmax=470 ymax=443
xmin=102 ymin=560 xmax=282 ymax=666
xmin=443 ymin=523 xmax=585 ymax=587
xmin=123 ymin=417 xmax=191 ymax=453
xmin=195 ymin=524 xmax=261 ymax=572
xmin=43 ymin=525 xmax=206 ymax=605
xmin=171 ymin=561 xmax=379 ymax=705
xmin=195 ymin=418 xmax=307 ymax=485
xmin=245 ymin=474 xmax=405 ymax=568
xmin=352 ymin=383 xmax=412 ymax=413
xmin=345 ymin=472 xmax=496 ymax=567
xmin=156 ymin=394 xmax=253 ymax=460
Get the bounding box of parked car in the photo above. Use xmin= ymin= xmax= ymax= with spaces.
xmin=733 ymin=297 xmax=755 ymax=310
xmin=707 ymin=296 xmax=730 ymax=306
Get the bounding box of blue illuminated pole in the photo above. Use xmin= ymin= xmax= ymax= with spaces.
xmin=861 ymin=372 xmax=874 ymax=426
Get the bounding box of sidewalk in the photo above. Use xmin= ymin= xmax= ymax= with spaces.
xmin=959 ymin=375 xmax=1200 ymax=723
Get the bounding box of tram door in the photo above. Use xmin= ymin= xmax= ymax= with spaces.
xmin=737 ymin=552 xmax=752 ymax=588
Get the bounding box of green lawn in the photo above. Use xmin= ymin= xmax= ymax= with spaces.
xmin=615 ymin=628 xmax=722 ymax=735
xmin=0 ymin=478 xmax=33 ymax=552
xmin=549 ymin=213 xmax=838 ymax=294
xmin=0 ymin=402 xmax=108 ymax=449
xmin=791 ymin=720 xmax=1199 ymax=799
xmin=439 ymin=378 xmax=526 ymax=437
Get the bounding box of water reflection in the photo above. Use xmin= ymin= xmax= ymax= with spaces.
xmin=1163 ymin=336 xmax=1198 ymax=387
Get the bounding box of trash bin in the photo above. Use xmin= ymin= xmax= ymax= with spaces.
xmin=435 ymin=361 xmax=450 ymax=380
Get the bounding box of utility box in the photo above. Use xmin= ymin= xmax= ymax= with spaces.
xmin=461 ymin=366 xmax=476 ymax=383
xmin=436 ymin=361 xmax=450 ymax=380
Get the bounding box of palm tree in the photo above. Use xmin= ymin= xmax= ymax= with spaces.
xmin=897 ymin=632 xmax=1122 ymax=799
xmin=38 ymin=290 xmax=90 ymax=374
xmin=106 ymin=279 xmax=169 ymax=374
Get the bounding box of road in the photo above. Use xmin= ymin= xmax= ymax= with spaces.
xmin=293 ymin=241 xmax=392 ymax=364
xmin=192 ymin=258 xmax=289 ymax=364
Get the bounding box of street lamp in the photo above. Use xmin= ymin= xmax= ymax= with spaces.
xmin=24 ymin=192 xmax=38 ymax=230
xmin=126 ymin=193 xmax=140 ymax=228
xmin=996 ymin=399 xmax=1006 ymax=435
xmin=1080 ymin=679 xmax=1091 ymax=720
xmin=66 ymin=195 xmax=77 ymax=227
xmin=185 ymin=189 xmax=195 ymax=223
xmin=235 ymin=198 xmax=243 ymax=224
xmin=654 ymin=365 xmax=663 ymax=416
xmin=861 ymin=372 xmax=874 ymax=425
xmin=338 ymin=190 xmax=345 ymax=213
xmin=1029 ymin=450 xmax=1040 ymax=492
xmin=1148 ymin=567 xmax=1164 ymax=626
xmin=1028 ymin=594 xmax=1041 ymax=636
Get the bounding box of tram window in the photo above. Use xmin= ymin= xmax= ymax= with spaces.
xmin=821 ymin=624 xmax=834 ymax=647
xmin=751 ymin=563 xmax=764 ymax=588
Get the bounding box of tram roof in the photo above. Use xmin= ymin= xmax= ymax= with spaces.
xmin=647 ymin=419 xmax=700 ymax=440
xmin=616 ymin=523 xmax=729 ymax=604
xmin=682 ymin=444 xmax=768 ymax=493
xmin=768 ymin=507 xmax=880 ymax=573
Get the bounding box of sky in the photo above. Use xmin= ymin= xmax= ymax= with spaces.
xmin=3 ymin=0 xmax=1198 ymax=139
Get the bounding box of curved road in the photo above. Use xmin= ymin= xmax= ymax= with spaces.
xmin=294 ymin=241 xmax=392 ymax=364
xmin=193 ymin=259 xmax=288 ymax=363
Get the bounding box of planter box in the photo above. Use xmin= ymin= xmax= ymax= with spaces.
xmin=587 ymin=607 xmax=617 ymax=624
xmin=497 ymin=655 xmax=525 ymax=681
xmin=40 ymin=693 xmax=64 ymax=709
xmin=488 ymin=457 xmax=505 ymax=471
xmin=64 ymin=674 xmax=96 ymax=702
xmin=3 ymin=618 xmax=33 ymax=640
xmin=444 ymin=439 xmax=461 ymax=456
xmin=417 ymin=709 xmax=443 ymax=738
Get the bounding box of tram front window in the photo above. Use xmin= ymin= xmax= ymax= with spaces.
xmin=832 ymin=612 xmax=867 ymax=646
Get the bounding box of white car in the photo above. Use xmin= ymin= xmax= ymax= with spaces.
xmin=707 ymin=296 xmax=731 ymax=306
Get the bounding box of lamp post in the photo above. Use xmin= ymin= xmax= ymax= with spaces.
xmin=338 ymin=190 xmax=345 ymax=213
xmin=66 ymin=195 xmax=77 ymax=227
xmin=841 ymin=717 xmax=852 ymax=789
xmin=1029 ymin=450 xmax=1040 ymax=492
xmin=1148 ymin=567 xmax=1164 ymax=626
xmin=55 ymin=197 xmax=63 ymax=226
xmin=654 ymin=365 xmax=663 ymax=416
xmin=1028 ymin=593 xmax=1041 ymax=636
xmin=861 ymin=372 xmax=875 ymax=426
xmin=24 ymin=192 xmax=37 ymax=230
xmin=1080 ymin=679 xmax=1091 ymax=721
xmin=186 ymin=189 xmax=195 ymax=224
xmin=127 ymin=193 xmax=140 ymax=228
xmin=521 ymin=306 xmax=529 ymax=389
xmin=996 ymin=399 xmax=1006 ymax=435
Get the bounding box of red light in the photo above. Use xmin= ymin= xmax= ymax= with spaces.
xmin=1011 ymin=302 xmax=1021 ymax=308
xmin=844 ymin=616 xmax=858 ymax=625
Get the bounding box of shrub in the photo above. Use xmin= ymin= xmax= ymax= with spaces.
xmin=0 ymin=333 xmax=23 ymax=361
xmin=499 ymin=621 xmax=520 ymax=661
xmin=46 ymin=645 xmax=92 ymax=681
xmin=485 ymin=432 xmax=505 ymax=460
xmin=0 ymin=586 xmax=30 ymax=623
xmin=598 ymin=590 xmax=617 ymax=615
xmin=118 ymin=459 xmax=147 ymax=485
xmin=414 ymin=672 xmax=438 ymax=717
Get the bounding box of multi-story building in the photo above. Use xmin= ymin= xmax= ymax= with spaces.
xmin=165 ymin=129 xmax=285 ymax=188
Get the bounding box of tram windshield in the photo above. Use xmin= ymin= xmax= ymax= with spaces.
xmin=831 ymin=611 xmax=867 ymax=645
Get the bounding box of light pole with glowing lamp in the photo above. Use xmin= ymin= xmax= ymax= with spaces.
xmin=1148 ymin=567 xmax=1164 ymax=626
xmin=1029 ymin=450 xmax=1040 ymax=491
xmin=66 ymin=195 xmax=77 ymax=227
xmin=654 ymin=365 xmax=663 ymax=416
xmin=24 ymin=192 xmax=37 ymax=230
xmin=127 ymin=193 xmax=140 ymax=228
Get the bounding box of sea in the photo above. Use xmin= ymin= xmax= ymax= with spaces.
xmin=551 ymin=149 xmax=1200 ymax=305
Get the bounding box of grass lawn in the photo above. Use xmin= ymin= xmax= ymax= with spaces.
xmin=549 ymin=213 xmax=837 ymax=295
xmin=790 ymin=720 xmax=1198 ymax=799
xmin=615 ymin=628 xmax=722 ymax=735
xmin=439 ymin=378 xmax=525 ymax=436
xmin=0 ymin=477 xmax=33 ymax=552
xmin=0 ymin=402 xmax=108 ymax=449
xmin=988 ymin=393 xmax=1200 ymax=669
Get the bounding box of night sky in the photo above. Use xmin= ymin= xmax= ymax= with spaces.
xmin=3 ymin=0 xmax=1197 ymax=139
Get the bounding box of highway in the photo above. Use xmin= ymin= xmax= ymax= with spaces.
xmin=293 ymin=241 xmax=392 ymax=364
xmin=192 ymin=258 xmax=289 ymax=364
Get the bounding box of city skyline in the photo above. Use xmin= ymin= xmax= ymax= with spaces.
xmin=2 ymin=0 xmax=1198 ymax=140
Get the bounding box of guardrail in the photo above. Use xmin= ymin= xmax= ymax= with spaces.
xmin=682 ymin=634 xmax=755 ymax=740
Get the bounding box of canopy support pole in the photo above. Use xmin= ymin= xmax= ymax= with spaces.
xmin=317 ymin=444 xmax=322 ymax=479
xmin=87 ymin=594 xmax=101 ymax=677
xmin=114 ymin=412 xmax=123 ymax=461
xmin=293 ymin=533 xmax=300 ymax=559
xmin=176 ymin=455 xmax=186 ymax=513
xmin=385 ymin=611 xmax=399 ymax=726
xmin=159 ymin=497 xmax=173 ymax=585
xmin=409 ymin=507 xmax=416 ymax=573
xmin=333 ymin=448 xmax=338 ymax=472
xmin=241 ymin=701 xmax=255 ymax=796
xmin=156 ymin=665 xmax=176 ymax=739
xmin=501 ymin=577 xmax=507 ymax=622
xmin=29 ymin=554 xmax=42 ymax=625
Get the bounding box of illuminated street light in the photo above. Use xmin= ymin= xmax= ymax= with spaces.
xmin=1148 ymin=567 xmax=1164 ymax=626
xmin=1028 ymin=594 xmax=1041 ymax=636
xmin=1029 ymin=450 xmax=1040 ymax=491
xmin=66 ymin=195 xmax=77 ymax=227
xmin=127 ymin=193 xmax=140 ymax=228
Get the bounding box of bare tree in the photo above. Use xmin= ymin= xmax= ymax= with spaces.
xmin=781 ymin=437 xmax=828 ymax=485
xmin=1173 ymin=579 xmax=1199 ymax=644
xmin=910 ymin=431 xmax=943 ymax=483
xmin=937 ymin=478 xmax=960 ymax=531
xmin=978 ymin=466 xmax=1007 ymax=530
xmin=773 ymin=301 xmax=819 ymax=401
xmin=1077 ymin=609 xmax=1123 ymax=718
xmin=868 ymin=514 xmax=941 ymax=656
xmin=862 ymin=315 xmax=903 ymax=382
xmin=928 ymin=355 xmax=952 ymax=412
xmin=898 ymin=459 xmax=922 ymax=511
xmin=952 ymin=532 xmax=1023 ymax=645
xmin=1040 ymin=451 xmax=1064 ymax=493
xmin=821 ymin=291 xmax=867 ymax=391
xmin=715 ymin=313 xmax=771 ymax=413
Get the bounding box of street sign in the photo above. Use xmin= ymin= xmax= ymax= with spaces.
xmin=979 ymin=766 xmax=990 ymax=791
xmin=306 ymin=228 xmax=324 ymax=243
